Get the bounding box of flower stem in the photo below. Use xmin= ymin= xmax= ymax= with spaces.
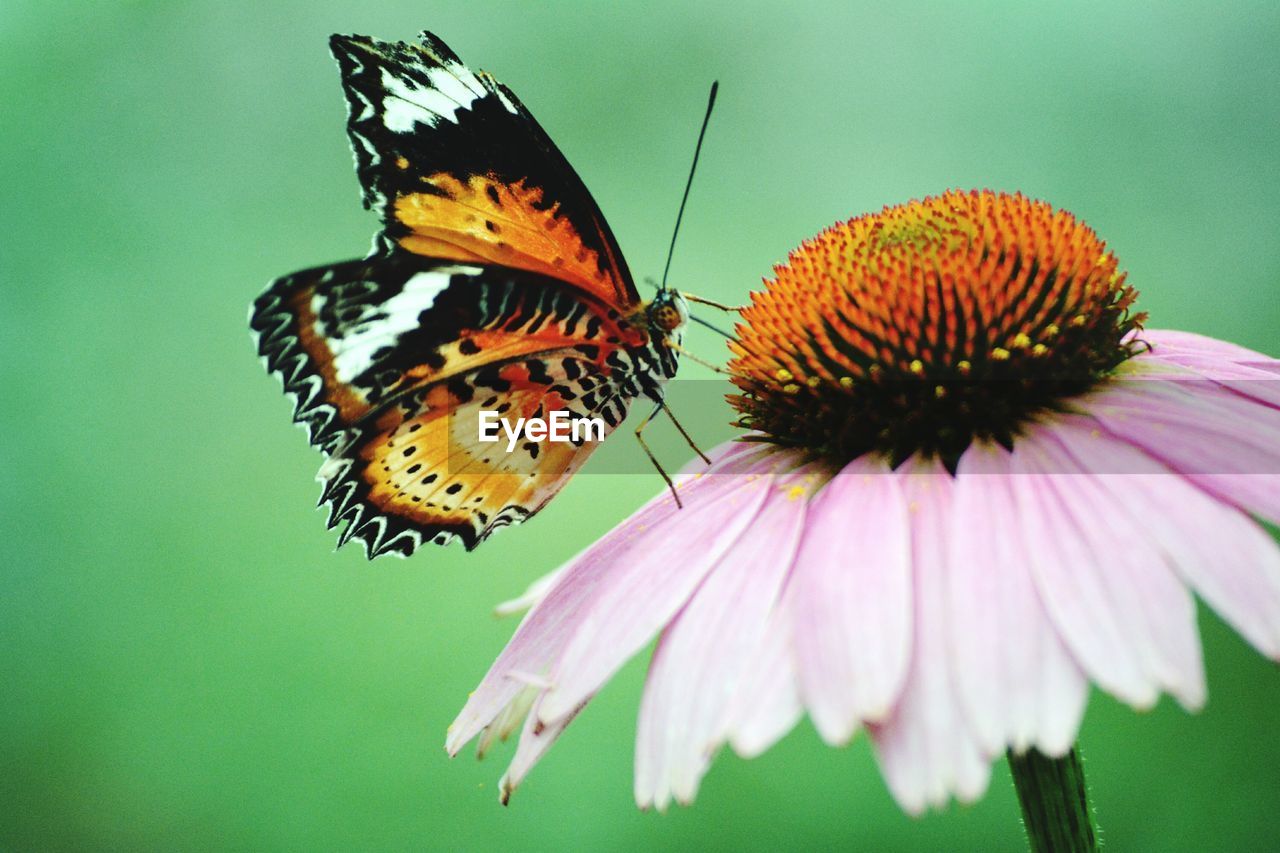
xmin=1007 ymin=747 xmax=1098 ymax=853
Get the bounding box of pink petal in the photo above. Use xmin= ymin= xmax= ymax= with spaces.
xmin=447 ymin=440 xmax=769 ymax=754
xmin=870 ymin=459 xmax=991 ymax=814
xmin=494 ymin=564 xmax=569 ymax=617
xmin=1245 ymin=361 xmax=1280 ymax=376
xmin=497 ymin=692 xmax=585 ymax=805
xmin=1137 ymin=347 xmax=1280 ymax=384
xmin=1084 ymin=374 xmax=1280 ymax=522
xmin=1140 ymin=328 xmax=1276 ymax=366
xmin=1050 ymin=416 xmax=1280 ymax=660
xmin=948 ymin=442 xmax=1088 ymax=757
xmin=725 ymin=592 xmax=803 ymax=759
xmin=475 ymin=685 xmax=538 ymax=759
xmin=534 ymin=449 xmax=789 ymax=725
xmin=1130 ymin=333 xmax=1280 ymax=410
xmin=634 ymin=466 xmax=812 ymax=810
xmin=1178 ymin=473 xmax=1280 ymax=531
xmin=791 ymin=455 xmax=913 ymax=744
xmin=1008 ymin=425 xmax=1205 ymax=710
xmin=1146 ymin=357 xmax=1280 ymax=409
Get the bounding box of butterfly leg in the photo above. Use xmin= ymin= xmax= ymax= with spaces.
xmin=661 ymin=400 xmax=712 ymax=465
xmin=665 ymin=339 xmax=739 ymax=378
xmin=635 ymin=401 xmax=684 ymax=509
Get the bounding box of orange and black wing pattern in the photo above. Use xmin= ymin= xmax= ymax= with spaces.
xmin=251 ymin=32 xmax=682 ymax=557
xmin=330 ymin=32 xmax=640 ymax=311
xmin=251 ymin=250 xmax=670 ymax=556
xmin=252 ymin=251 xmax=645 ymax=454
xmin=315 ymin=343 xmax=645 ymax=556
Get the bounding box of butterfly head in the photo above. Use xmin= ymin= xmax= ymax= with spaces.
xmin=645 ymin=290 xmax=690 ymax=336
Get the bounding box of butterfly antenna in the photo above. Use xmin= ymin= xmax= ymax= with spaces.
xmin=659 ymin=80 xmax=719 ymax=293
xmin=689 ymin=313 xmax=733 ymax=339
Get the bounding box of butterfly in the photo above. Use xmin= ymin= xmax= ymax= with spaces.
xmin=250 ymin=31 xmax=701 ymax=557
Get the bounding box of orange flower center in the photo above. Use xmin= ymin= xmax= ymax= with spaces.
xmin=728 ymin=190 xmax=1146 ymax=467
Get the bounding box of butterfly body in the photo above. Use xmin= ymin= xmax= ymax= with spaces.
xmin=251 ymin=32 xmax=687 ymax=556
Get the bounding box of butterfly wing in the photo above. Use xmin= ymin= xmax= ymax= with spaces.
xmin=318 ymin=352 xmax=641 ymax=556
xmin=252 ymin=250 xmax=656 ymax=555
xmin=251 ymin=31 xmax=677 ymax=557
xmin=329 ymin=32 xmax=641 ymax=311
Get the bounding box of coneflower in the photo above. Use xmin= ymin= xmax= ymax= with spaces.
xmin=447 ymin=190 xmax=1280 ymax=848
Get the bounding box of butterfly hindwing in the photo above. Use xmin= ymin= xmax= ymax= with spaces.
xmin=253 ymin=251 xmax=437 ymax=452
xmin=329 ymin=32 xmax=640 ymax=309
xmin=318 ymin=353 xmax=641 ymax=556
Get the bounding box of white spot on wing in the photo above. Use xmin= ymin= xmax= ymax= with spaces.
xmin=311 ymin=292 xmax=328 ymax=337
xmin=353 ymin=130 xmax=380 ymax=163
xmin=494 ymin=87 xmax=518 ymax=114
xmin=429 ymin=64 xmax=484 ymax=105
xmin=378 ymin=65 xmax=485 ymax=132
xmin=380 ymin=68 xmax=452 ymax=131
xmin=353 ymin=89 xmax=375 ymax=121
xmin=330 ymin=266 xmax=480 ymax=382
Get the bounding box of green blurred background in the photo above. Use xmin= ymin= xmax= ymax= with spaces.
xmin=3 ymin=1 xmax=1279 ymax=849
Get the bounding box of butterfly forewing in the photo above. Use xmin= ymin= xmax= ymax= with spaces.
xmin=329 ymin=32 xmax=640 ymax=310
